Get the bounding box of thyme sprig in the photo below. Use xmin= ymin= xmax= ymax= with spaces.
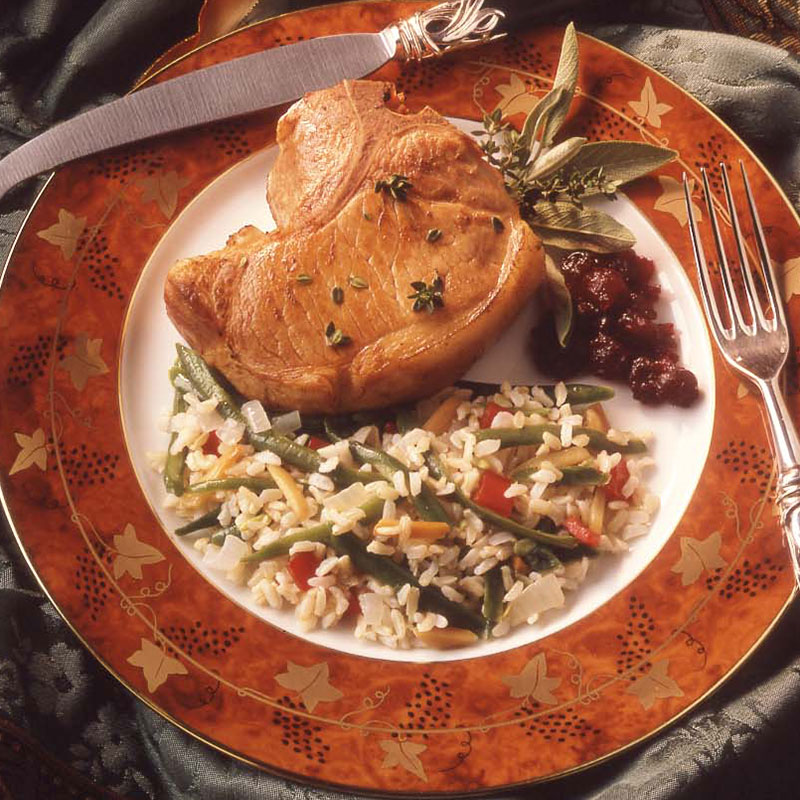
xmin=325 ymin=322 xmax=351 ymax=347
xmin=408 ymin=273 xmax=445 ymax=313
xmin=375 ymin=174 xmax=412 ymax=201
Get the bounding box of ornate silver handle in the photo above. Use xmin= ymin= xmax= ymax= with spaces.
xmin=758 ymin=377 xmax=800 ymax=584
xmin=384 ymin=0 xmax=506 ymax=61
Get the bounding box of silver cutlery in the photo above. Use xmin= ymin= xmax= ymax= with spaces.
xmin=0 ymin=0 xmax=517 ymax=201
xmin=684 ymin=164 xmax=800 ymax=584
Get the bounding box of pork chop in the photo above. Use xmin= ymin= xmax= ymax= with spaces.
xmin=164 ymin=80 xmax=544 ymax=413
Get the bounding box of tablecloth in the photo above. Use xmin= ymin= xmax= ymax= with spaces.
xmin=1 ymin=1 xmax=799 ymax=798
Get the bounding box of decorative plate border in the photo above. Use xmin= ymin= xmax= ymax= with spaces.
xmin=1 ymin=3 xmax=798 ymax=794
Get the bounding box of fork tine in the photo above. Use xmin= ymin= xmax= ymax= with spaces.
xmin=740 ymin=161 xmax=786 ymax=332
xmin=701 ymin=167 xmax=745 ymax=335
xmin=683 ymin=172 xmax=729 ymax=343
xmin=719 ymin=162 xmax=764 ymax=332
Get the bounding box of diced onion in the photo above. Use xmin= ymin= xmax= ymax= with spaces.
xmin=241 ymin=400 xmax=271 ymax=433
xmin=204 ymin=535 xmax=248 ymax=571
xmin=506 ymin=573 xmax=564 ymax=626
xmin=323 ymin=482 xmax=370 ymax=512
xmin=272 ymin=410 xmax=302 ymax=435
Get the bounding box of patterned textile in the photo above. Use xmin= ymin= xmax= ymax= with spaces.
xmin=699 ymin=0 xmax=800 ymax=52
xmin=1 ymin=1 xmax=799 ymax=798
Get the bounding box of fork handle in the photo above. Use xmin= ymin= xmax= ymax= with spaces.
xmin=759 ymin=377 xmax=800 ymax=579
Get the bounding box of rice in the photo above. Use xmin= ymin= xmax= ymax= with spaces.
xmin=160 ymin=375 xmax=659 ymax=651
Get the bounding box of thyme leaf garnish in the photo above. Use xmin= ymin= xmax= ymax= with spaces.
xmin=408 ymin=273 xmax=445 ymax=314
xmin=375 ymin=174 xmax=412 ymax=201
xmin=325 ymin=322 xmax=351 ymax=347
xmin=426 ymin=228 xmax=442 ymax=243
xmin=332 ymin=286 xmax=344 ymax=305
xmin=348 ymin=274 xmax=368 ymax=290
xmin=296 ymin=273 xmax=313 ymax=285
xmin=491 ymin=216 xmax=505 ymax=233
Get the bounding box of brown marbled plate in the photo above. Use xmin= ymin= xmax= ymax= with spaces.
xmin=1 ymin=2 xmax=799 ymax=793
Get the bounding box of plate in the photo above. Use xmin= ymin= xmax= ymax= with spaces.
xmin=1 ymin=2 xmax=798 ymax=792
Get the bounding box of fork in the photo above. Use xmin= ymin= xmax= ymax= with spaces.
xmin=684 ymin=163 xmax=800 ymax=584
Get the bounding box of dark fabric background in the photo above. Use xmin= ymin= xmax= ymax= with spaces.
xmin=1 ymin=1 xmax=800 ymax=798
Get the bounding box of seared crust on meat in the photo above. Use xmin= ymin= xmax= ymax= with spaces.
xmin=165 ymin=80 xmax=544 ymax=413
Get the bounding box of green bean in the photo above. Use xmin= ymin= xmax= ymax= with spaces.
xmin=163 ymin=385 xmax=188 ymax=496
xmin=325 ymin=419 xmax=452 ymax=524
xmin=514 ymin=538 xmax=562 ymax=572
xmin=482 ymin=566 xmax=504 ymax=631
xmin=177 ymin=344 xmax=244 ymax=422
xmin=474 ymin=424 xmax=646 ymax=454
xmin=174 ymin=505 xmax=222 ymax=536
xmin=330 ymin=532 xmax=484 ymax=635
xmin=177 ymin=344 xmax=379 ymax=488
xmin=186 ymin=477 xmax=277 ymax=494
xmin=511 ymin=464 xmax=609 ymax=486
xmin=210 ymin=525 xmax=242 ymax=547
xmin=455 ymin=380 xmax=614 ymax=406
xmin=424 ymin=453 xmax=577 ymax=550
xmin=243 ymin=495 xmax=385 ymax=563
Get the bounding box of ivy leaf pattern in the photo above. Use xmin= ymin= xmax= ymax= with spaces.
xmin=127 ymin=639 xmax=187 ymax=693
xmin=112 ymin=524 xmax=164 ymax=580
xmin=36 ymin=209 xmax=87 ymax=260
xmin=627 ymin=658 xmax=683 ymax=710
xmin=275 ymin=661 xmax=342 ymax=712
xmin=629 ymin=77 xmax=673 ymax=128
xmin=501 ymin=652 xmax=561 ymax=704
xmin=781 ymin=256 xmax=800 ymax=300
xmin=671 ymin=531 xmax=727 ymax=586
xmin=493 ymin=72 xmax=538 ymax=118
xmin=138 ymin=171 xmax=190 ymax=219
xmin=379 ymin=739 xmax=427 ymax=782
xmin=58 ymin=333 xmax=109 ymax=391
xmin=9 ymin=428 xmax=48 ymax=475
xmin=653 ymin=175 xmax=702 ymax=227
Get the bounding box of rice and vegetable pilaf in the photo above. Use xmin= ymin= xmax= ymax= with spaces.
xmin=150 ymin=345 xmax=658 ymax=650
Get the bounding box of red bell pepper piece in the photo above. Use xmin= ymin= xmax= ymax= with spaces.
xmin=287 ymin=551 xmax=322 ymax=590
xmin=201 ymin=431 xmax=220 ymax=455
xmin=563 ymin=516 xmax=601 ymax=548
xmin=307 ymin=436 xmax=329 ymax=451
xmin=604 ymin=460 xmax=630 ymax=502
xmin=383 ymin=421 xmax=398 ymax=434
xmin=479 ymin=402 xmax=504 ymax=429
xmin=472 ymin=470 xmax=515 ymax=517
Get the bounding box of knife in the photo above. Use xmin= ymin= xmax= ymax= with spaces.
xmin=0 ymin=0 xmax=565 ymax=200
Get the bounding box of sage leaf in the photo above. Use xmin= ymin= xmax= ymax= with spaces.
xmin=541 ymin=22 xmax=579 ymax=146
xmin=544 ymin=253 xmax=573 ymax=347
xmin=528 ymin=136 xmax=587 ymax=181
xmin=557 ymin=141 xmax=677 ymax=193
xmin=529 ymin=201 xmax=636 ymax=253
xmin=519 ymin=23 xmax=579 ymax=155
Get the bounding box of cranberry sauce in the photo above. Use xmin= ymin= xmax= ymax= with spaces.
xmin=531 ymin=249 xmax=699 ymax=407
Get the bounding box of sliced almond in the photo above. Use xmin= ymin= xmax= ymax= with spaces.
xmin=267 ymin=463 xmax=310 ymax=521
xmin=408 ymin=521 xmax=451 ymax=541
xmin=584 ymin=403 xmax=609 ymax=433
xmin=516 ymin=446 xmax=590 ymax=474
xmin=416 ymin=627 xmax=478 ymax=649
xmin=422 ymin=394 xmax=463 ymax=435
xmin=588 ymin=488 xmax=606 ymax=535
xmin=204 ymin=444 xmax=243 ymax=480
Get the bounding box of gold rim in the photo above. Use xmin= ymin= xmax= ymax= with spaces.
xmin=0 ymin=4 xmax=797 ymax=793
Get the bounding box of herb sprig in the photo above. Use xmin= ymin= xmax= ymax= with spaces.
xmin=375 ymin=174 xmax=412 ymax=201
xmin=474 ymin=22 xmax=677 ymax=347
xmin=408 ymin=274 xmax=445 ymax=313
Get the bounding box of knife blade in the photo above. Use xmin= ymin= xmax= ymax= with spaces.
xmin=0 ymin=0 xmax=549 ymax=200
